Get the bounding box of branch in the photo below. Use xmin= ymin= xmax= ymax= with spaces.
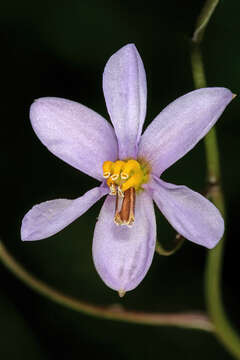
xmin=0 ymin=239 xmax=212 ymax=331
xmin=191 ymin=0 xmax=240 ymax=358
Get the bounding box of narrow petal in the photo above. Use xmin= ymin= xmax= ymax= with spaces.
xmin=139 ymin=88 xmax=233 ymax=176
xmin=30 ymin=97 xmax=118 ymax=181
xmin=21 ymin=186 xmax=108 ymax=241
xmin=103 ymin=44 xmax=147 ymax=159
xmin=150 ymin=177 xmax=224 ymax=249
xmin=92 ymin=192 xmax=156 ymax=292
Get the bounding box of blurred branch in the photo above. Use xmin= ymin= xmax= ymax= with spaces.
xmin=191 ymin=43 xmax=221 ymax=183
xmin=192 ymin=0 xmax=219 ymax=43
xmin=191 ymin=0 xmax=240 ymax=358
xmin=0 ymin=239 xmax=212 ymax=331
xmin=155 ymin=234 xmax=185 ymax=256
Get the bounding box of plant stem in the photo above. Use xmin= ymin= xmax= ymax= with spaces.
xmin=155 ymin=235 xmax=185 ymax=256
xmin=0 ymin=240 xmax=212 ymax=331
xmin=191 ymin=43 xmax=220 ymax=183
xmin=191 ymin=0 xmax=240 ymax=358
xmin=192 ymin=0 xmax=219 ymax=43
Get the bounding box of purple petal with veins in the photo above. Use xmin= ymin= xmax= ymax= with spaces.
xmin=30 ymin=97 xmax=118 ymax=180
xmin=139 ymin=87 xmax=233 ymax=176
xmin=21 ymin=186 xmax=108 ymax=241
xmin=92 ymin=192 xmax=156 ymax=292
xmin=149 ymin=177 xmax=224 ymax=249
xmin=103 ymin=44 xmax=147 ymax=159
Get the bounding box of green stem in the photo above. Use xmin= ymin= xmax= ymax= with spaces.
xmin=155 ymin=235 xmax=185 ymax=256
xmin=192 ymin=0 xmax=219 ymax=43
xmin=206 ymin=193 xmax=240 ymax=359
xmin=0 ymin=240 xmax=212 ymax=331
xmin=191 ymin=0 xmax=240 ymax=358
xmin=191 ymin=43 xmax=221 ymax=183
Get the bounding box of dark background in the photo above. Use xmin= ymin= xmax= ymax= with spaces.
xmin=0 ymin=0 xmax=239 ymax=359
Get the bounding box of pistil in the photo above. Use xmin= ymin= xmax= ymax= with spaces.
xmin=114 ymin=188 xmax=135 ymax=226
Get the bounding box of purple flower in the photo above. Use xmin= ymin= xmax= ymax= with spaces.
xmin=21 ymin=44 xmax=233 ymax=295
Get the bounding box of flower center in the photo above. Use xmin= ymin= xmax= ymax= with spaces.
xmin=102 ymin=159 xmax=150 ymax=226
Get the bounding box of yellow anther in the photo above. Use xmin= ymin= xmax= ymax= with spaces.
xmin=111 ymin=174 xmax=119 ymax=181
xmin=110 ymin=161 xmax=125 ymax=181
xmin=121 ymin=160 xmax=141 ymax=180
xmin=121 ymin=173 xmax=129 ymax=180
xmin=103 ymin=158 xmax=149 ymax=196
xmin=106 ymin=177 xmax=111 ymax=187
xmin=103 ymin=161 xmax=113 ymax=178
xmin=102 ymin=158 xmax=150 ymax=226
xmin=120 ymin=171 xmax=143 ymax=193
xmin=118 ymin=160 xmax=143 ymax=192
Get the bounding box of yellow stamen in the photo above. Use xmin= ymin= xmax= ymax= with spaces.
xmin=103 ymin=161 xmax=113 ymax=179
xmin=106 ymin=177 xmax=112 ymax=187
xmin=120 ymin=160 xmax=143 ymax=193
xmin=110 ymin=184 xmax=117 ymax=196
xmin=102 ymin=158 xmax=150 ymax=226
xmin=120 ymin=171 xmax=143 ymax=192
xmin=103 ymin=172 xmax=110 ymax=179
xmin=103 ymin=159 xmax=149 ymax=195
xmin=106 ymin=178 xmax=117 ymax=195
xmin=121 ymin=173 xmax=129 ymax=180
xmin=110 ymin=160 xmax=125 ymax=181
xmin=121 ymin=159 xmax=141 ymax=177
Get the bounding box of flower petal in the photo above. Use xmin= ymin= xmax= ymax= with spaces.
xmin=139 ymin=88 xmax=233 ymax=176
xmin=92 ymin=192 xmax=156 ymax=292
xmin=21 ymin=186 xmax=108 ymax=241
xmin=30 ymin=97 xmax=118 ymax=180
xmin=103 ymin=44 xmax=147 ymax=159
xmin=150 ymin=177 xmax=224 ymax=249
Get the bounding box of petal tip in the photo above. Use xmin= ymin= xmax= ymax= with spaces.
xmin=118 ymin=289 xmax=126 ymax=298
xmin=107 ymin=43 xmax=139 ymax=64
xmin=119 ymin=43 xmax=137 ymax=52
xmin=205 ymin=224 xmax=224 ymax=250
xmin=30 ymin=97 xmax=51 ymax=123
xmin=30 ymin=97 xmax=65 ymax=115
xmin=213 ymin=87 xmax=235 ymax=105
xmin=20 ymin=224 xmax=32 ymax=241
xmin=20 ymin=219 xmax=40 ymax=241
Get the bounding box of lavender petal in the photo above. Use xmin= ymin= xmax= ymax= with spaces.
xmin=139 ymin=88 xmax=233 ymax=176
xmin=103 ymin=44 xmax=147 ymax=159
xmin=150 ymin=177 xmax=224 ymax=249
xmin=92 ymin=192 xmax=156 ymax=292
xmin=21 ymin=186 xmax=108 ymax=241
xmin=30 ymin=97 xmax=118 ymax=180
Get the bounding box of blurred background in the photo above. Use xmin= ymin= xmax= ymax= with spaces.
xmin=0 ymin=0 xmax=239 ymax=359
